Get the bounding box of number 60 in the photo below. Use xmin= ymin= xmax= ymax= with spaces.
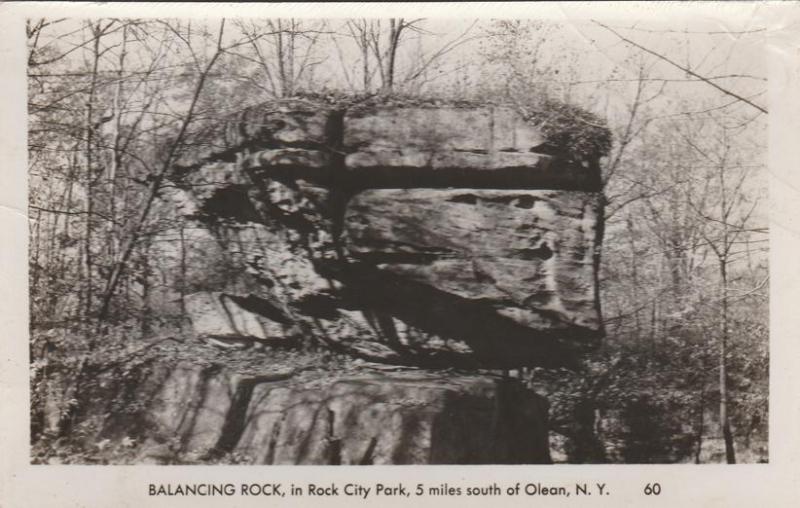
xmin=644 ymin=483 xmax=661 ymax=495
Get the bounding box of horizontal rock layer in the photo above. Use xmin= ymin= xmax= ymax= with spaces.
xmin=175 ymin=99 xmax=601 ymax=191
xmin=344 ymin=106 xmax=547 ymax=152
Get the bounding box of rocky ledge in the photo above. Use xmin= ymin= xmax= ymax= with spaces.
xmin=41 ymin=342 xmax=550 ymax=465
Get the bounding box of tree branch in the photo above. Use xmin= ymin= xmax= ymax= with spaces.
xmin=594 ymin=21 xmax=767 ymax=115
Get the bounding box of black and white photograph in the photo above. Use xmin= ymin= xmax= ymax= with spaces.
xmin=21 ymin=7 xmax=773 ymax=469
xmin=8 ymin=1 xmax=800 ymax=505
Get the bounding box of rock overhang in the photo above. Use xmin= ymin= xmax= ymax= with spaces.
xmin=171 ymin=95 xmax=609 ymax=369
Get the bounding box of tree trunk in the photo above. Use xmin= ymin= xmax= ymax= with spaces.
xmin=83 ymin=22 xmax=103 ymax=323
xmin=694 ymin=388 xmax=705 ymax=464
xmin=30 ymin=208 xmax=42 ymax=298
xmin=719 ymin=258 xmax=736 ymax=464
xmin=178 ymin=221 xmax=187 ymax=327
xmin=107 ymin=25 xmax=128 ymax=264
xmin=625 ymin=215 xmax=642 ymax=337
xmin=140 ymin=242 xmax=151 ymax=336
xmin=383 ymin=19 xmax=403 ymax=92
xmin=361 ymin=32 xmax=370 ymax=91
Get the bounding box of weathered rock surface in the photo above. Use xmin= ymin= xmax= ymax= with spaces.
xmin=172 ymin=99 xmax=338 ymax=170
xmin=172 ymin=96 xmax=607 ymax=368
xmin=132 ymin=360 xmax=551 ymax=465
xmin=344 ymin=106 xmax=547 ymax=153
xmin=341 ymin=105 xmax=599 ymax=190
xmin=343 ymin=189 xmax=602 ymax=333
xmin=185 ymin=292 xmax=297 ymax=344
xmin=145 ymin=364 xmax=236 ymax=456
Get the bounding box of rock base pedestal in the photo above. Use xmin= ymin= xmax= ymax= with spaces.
xmin=131 ymin=361 xmax=551 ymax=465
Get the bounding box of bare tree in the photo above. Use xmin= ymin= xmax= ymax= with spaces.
xmin=337 ymin=18 xmax=479 ymax=93
xmin=684 ymin=123 xmax=765 ymax=464
xmin=98 ymin=19 xmax=247 ymax=319
xmin=231 ymin=19 xmax=328 ymax=98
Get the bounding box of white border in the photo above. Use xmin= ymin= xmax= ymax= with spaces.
xmin=2 ymin=3 xmax=799 ymax=507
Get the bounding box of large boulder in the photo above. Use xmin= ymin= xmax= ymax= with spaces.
xmin=172 ymin=97 xmax=607 ymax=368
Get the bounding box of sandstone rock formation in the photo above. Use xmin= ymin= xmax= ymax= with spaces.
xmin=133 ymin=360 xmax=550 ymax=465
xmin=36 ymin=97 xmax=609 ymax=466
xmin=67 ymin=96 xmax=610 ymax=465
xmin=184 ymin=292 xmax=298 ymax=346
xmin=174 ymin=97 xmax=607 ymax=369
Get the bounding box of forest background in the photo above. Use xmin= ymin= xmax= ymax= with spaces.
xmin=25 ymin=13 xmax=768 ymax=464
